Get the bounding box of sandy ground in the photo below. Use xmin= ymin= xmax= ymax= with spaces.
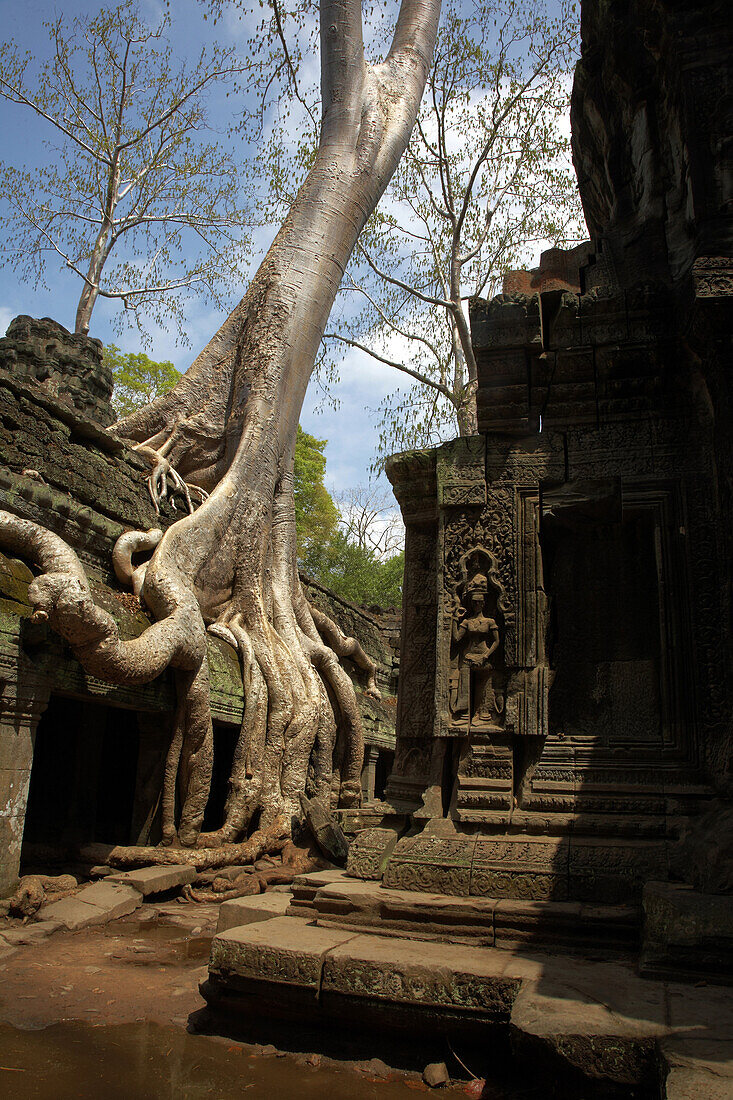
xmin=0 ymin=900 xmax=500 ymax=1100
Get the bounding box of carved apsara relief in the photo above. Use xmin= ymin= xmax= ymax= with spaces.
xmin=447 ymin=547 xmax=507 ymax=734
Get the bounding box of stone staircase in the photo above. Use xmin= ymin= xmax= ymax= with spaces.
xmin=287 ymin=869 xmax=638 ymax=957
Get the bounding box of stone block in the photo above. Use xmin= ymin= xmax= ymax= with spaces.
xmin=39 ymin=897 xmax=113 ymax=931
xmin=2 ymin=920 xmax=62 ymax=946
xmin=216 ymin=892 xmax=292 ymax=934
xmin=383 ymin=834 xmax=475 ymax=895
xmin=470 ymin=293 xmax=542 ymax=351
xmin=471 ymin=837 xmax=569 ymax=901
xmin=423 ymin=1062 xmax=450 ymax=1087
xmin=321 ymin=932 xmax=519 ymax=1018
xmin=642 ymin=881 xmax=733 ymax=982
xmin=106 ymin=864 xmax=196 ymax=896
xmin=209 ymin=917 xmax=357 ymax=990
xmin=568 ymin=837 xmax=668 ymax=904
xmin=41 ymin=881 xmax=141 ymax=929
xmin=292 ymin=869 xmax=351 ymax=890
xmin=74 ymin=880 xmax=143 ymax=912
xmin=347 ymin=828 xmax=401 ymax=880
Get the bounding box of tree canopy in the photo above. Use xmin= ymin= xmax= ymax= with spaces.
xmin=0 ymin=0 xmax=251 ymax=339
xmin=294 ymin=428 xmax=404 ymax=608
xmin=293 ymin=426 xmax=341 ymax=560
xmin=105 ymin=344 xmax=182 ymax=418
xmin=318 ymin=0 xmax=585 ymax=456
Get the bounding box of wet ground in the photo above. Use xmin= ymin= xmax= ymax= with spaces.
xmin=0 ymin=903 xmax=522 ymax=1100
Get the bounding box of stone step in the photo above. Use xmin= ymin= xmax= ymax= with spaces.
xmin=290 ymin=878 xmax=638 ymax=956
xmin=204 ymin=915 xmax=733 ymax=1096
xmin=106 ymin=864 xmax=196 ymax=896
xmin=288 ymin=868 xmax=353 ymax=913
xmin=216 ymin=891 xmax=293 ymax=934
xmin=40 ymin=881 xmax=142 ymax=930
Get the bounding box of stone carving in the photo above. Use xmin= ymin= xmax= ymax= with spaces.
xmin=448 ymin=551 xmax=505 ymax=733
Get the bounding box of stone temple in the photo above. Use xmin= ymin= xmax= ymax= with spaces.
xmin=0 ymin=0 xmax=731 ymax=1096
xmin=202 ymin=2 xmax=733 ymax=1093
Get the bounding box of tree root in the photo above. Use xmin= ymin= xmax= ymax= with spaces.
xmin=309 ymin=604 xmax=381 ymax=698
xmin=0 ymin=511 xmax=213 ymax=847
xmin=133 ymin=443 xmax=209 ymax=515
xmin=9 ymin=874 xmax=78 ymax=918
xmin=80 ymin=815 xmax=291 ymax=872
xmin=180 ymin=837 xmax=331 ymax=902
xmin=112 ymin=527 xmax=163 ymax=597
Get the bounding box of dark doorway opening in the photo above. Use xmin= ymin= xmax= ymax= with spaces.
xmin=202 ymin=722 xmax=239 ymax=832
xmin=545 ymin=510 xmax=663 ymax=745
xmin=374 ymin=750 xmax=394 ymax=800
xmin=22 ymin=696 xmax=140 ymax=867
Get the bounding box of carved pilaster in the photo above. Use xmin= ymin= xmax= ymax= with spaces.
xmin=0 ymin=683 xmax=50 ymax=895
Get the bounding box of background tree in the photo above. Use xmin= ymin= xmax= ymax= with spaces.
xmin=293 ymin=426 xmax=341 ymax=564
xmin=294 ymin=431 xmax=404 ymax=607
xmin=105 ymin=344 xmax=181 ymax=418
xmin=336 ymin=484 xmax=404 ymax=560
xmin=304 ymin=533 xmax=404 ymax=608
xmin=0 ymin=0 xmax=441 ymax=861
xmin=0 ymin=0 xmax=250 ymax=339
xmin=317 ymin=0 xmax=585 ymax=456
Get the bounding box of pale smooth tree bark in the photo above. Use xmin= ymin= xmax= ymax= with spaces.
xmin=0 ymin=0 xmax=440 ymax=855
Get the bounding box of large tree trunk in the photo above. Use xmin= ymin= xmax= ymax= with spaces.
xmin=1 ymin=0 xmax=440 ymax=852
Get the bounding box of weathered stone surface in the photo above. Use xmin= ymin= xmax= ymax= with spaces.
xmin=662 ymin=1052 xmax=733 ymax=1100
xmin=300 ymin=793 xmax=349 ymax=865
xmin=41 ymin=882 xmax=141 ymax=929
xmin=571 ymin=0 xmax=733 ymax=290
xmin=347 ymin=827 xmax=401 ymax=880
xmin=107 ymin=864 xmax=196 ymax=896
xmin=37 ymin=897 xmax=112 ymax=931
xmin=423 ymin=1062 xmax=450 ymax=1088
xmin=510 ymin=953 xmax=667 ymax=1088
xmin=209 ymin=918 xmax=357 ymax=990
xmin=322 ymin=933 xmax=519 ymax=1017
xmin=205 ymin=916 xmax=733 ymax=1093
xmin=287 ymin=869 xmax=358 ymax=918
xmin=671 ymin=799 xmax=733 ymax=895
xmin=641 ymin=881 xmax=733 ymax=982
xmin=662 ymin=984 xmax=733 ymax=1099
xmin=384 ymin=834 xmax=476 ymax=896
xmin=216 ymin=893 xmax=292 ymax=934
xmin=1 ymin=920 xmax=62 ymax=946
xmin=0 ymin=316 xmax=113 ymax=426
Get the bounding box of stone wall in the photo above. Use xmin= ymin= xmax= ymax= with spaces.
xmin=571 ymin=0 xmax=732 ymax=290
xmin=0 ymin=316 xmax=114 ymax=428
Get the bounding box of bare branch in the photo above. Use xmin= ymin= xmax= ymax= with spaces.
xmin=325 ymin=331 xmax=454 ymax=401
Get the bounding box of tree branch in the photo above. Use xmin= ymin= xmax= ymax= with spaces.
xmin=325 ymin=331 xmax=453 ymax=401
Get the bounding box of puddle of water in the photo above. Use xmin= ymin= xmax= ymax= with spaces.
xmin=120 ymin=936 xmax=213 ymax=966
xmin=0 ymin=1021 xmax=490 ymax=1100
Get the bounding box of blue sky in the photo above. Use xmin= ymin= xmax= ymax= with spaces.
xmin=0 ymin=0 xmax=577 ymax=494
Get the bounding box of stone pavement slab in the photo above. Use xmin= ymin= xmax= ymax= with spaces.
xmin=660 ymin=1036 xmax=733 ymax=1100
xmin=2 ymin=920 xmax=62 ymax=946
xmin=107 ymin=864 xmax=196 ymax=896
xmin=41 ymin=882 xmax=142 ymax=929
xmin=322 ymin=931 xmax=519 ymax=1017
xmin=216 ymin=892 xmax=292 ymax=933
xmin=511 ymin=953 xmax=668 ymax=1039
xmin=209 ymin=917 xmax=357 ymax=990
